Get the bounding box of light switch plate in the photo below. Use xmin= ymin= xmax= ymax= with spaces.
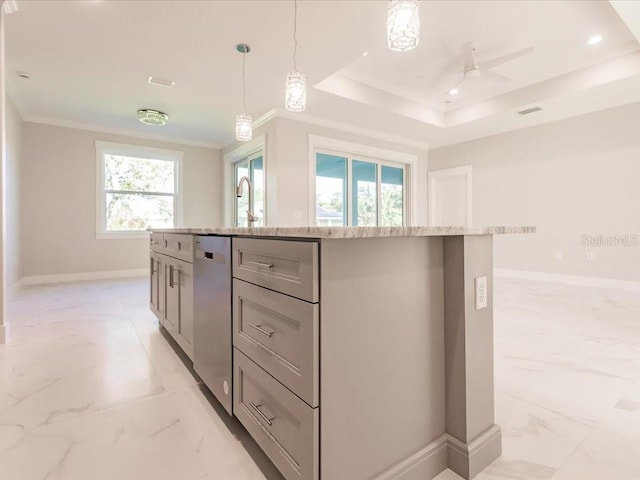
xmin=475 ymin=276 xmax=488 ymax=310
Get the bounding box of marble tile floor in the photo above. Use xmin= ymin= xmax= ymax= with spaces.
xmin=1 ymin=276 xmax=639 ymax=480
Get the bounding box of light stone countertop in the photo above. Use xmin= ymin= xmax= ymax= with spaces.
xmin=148 ymin=225 xmax=535 ymax=239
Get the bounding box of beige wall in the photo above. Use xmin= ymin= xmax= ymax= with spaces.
xmin=5 ymin=96 xmax=21 ymax=288
xmin=21 ymin=122 xmax=222 ymax=277
xmin=429 ymin=102 xmax=640 ymax=282
xmin=224 ymin=116 xmax=429 ymax=227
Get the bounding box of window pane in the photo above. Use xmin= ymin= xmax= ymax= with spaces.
xmin=316 ymin=153 xmax=346 ymax=226
xmin=352 ymin=160 xmax=377 ymax=226
xmin=235 ymin=162 xmax=249 ymax=227
xmin=105 ymin=154 xmax=174 ymax=193
xmin=106 ymin=193 xmax=173 ymax=231
xmin=381 ymin=165 xmax=404 ymax=226
xmin=250 ymin=156 xmax=264 ymax=227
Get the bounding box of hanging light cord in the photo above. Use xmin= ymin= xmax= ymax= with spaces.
xmin=242 ymin=51 xmax=247 ymax=113
xmin=293 ymin=0 xmax=298 ymax=71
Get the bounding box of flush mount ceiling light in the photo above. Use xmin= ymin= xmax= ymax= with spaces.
xmin=448 ymin=88 xmax=459 ymax=95
xmin=587 ymin=35 xmax=603 ymax=45
xmin=137 ymin=109 xmax=168 ymax=126
xmin=285 ymin=0 xmax=306 ymax=112
xmin=235 ymin=44 xmax=252 ymax=142
xmin=387 ymin=0 xmax=420 ymax=52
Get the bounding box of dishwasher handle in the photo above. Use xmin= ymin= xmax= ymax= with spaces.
xmin=196 ymin=249 xmax=226 ymax=264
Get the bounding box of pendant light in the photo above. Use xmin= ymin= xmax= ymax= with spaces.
xmin=285 ymin=0 xmax=306 ymax=112
xmin=235 ymin=44 xmax=252 ymax=142
xmin=387 ymin=1 xmax=420 ymax=52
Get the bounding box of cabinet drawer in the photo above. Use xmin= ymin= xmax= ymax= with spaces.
xmin=164 ymin=234 xmax=194 ymax=263
xmin=234 ymin=349 xmax=318 ymax=480
xmin=150 ymin=233 xmax=164 ymax=253
xmin=234 ymin=279 xmax=319 ymax=407
xmin=232 ymin=238 xmax=318 ymax=303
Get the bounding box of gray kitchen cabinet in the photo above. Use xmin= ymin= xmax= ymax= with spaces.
xmin=233 ymin=278 xmax=319 ymax=407
xmin=149 ymin=233 xmax=194 ymax=360
xmin=151 ymin=231 xmax=506 ymax=480
xmin=149 ymin=252 xmax=164 ymax=319
xmin=163 ymin=255 xmax=194 ymax=359
xmin=232 ymin=238 xmax=320 ymax=480
xmin=234 ymin=348 xmax=318 ymax=480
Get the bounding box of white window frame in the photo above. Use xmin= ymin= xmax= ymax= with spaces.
xmin=223 ymin=134 xmax=267 ymax=227
xmin=308 ymin=135 xmax=418 ymax=226
xmin=95 ymin=141 xmax=184 ymax=239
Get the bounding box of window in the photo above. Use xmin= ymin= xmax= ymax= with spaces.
xmin=96 ymin=141 xmax=183 ymax=237
xmin=234 ymin=152 xmax=264 ymax=227
xmin=315 ymin=151 xmax=406 ymax=227
xmin=224 ymin=135 xmax=266 ymax=227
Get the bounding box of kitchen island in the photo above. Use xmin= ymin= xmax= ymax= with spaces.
xmin=148 ymin=226 xmax=534 ymax=480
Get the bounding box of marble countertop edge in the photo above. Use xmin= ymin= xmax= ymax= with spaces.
xmin=148 ymin=226 xmax=536 ymax=239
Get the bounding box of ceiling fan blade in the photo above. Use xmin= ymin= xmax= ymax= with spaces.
xmin=479 ymin=46 xmax=535 ymax=70
xmin=482 ymin=70 xmax=511 ymax=83
xmin=446 ymin=72 xmax=467 ymax=93
xmin=428 ymin=56 xmax=465 ymax=89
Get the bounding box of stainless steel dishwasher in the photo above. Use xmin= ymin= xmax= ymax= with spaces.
xmin=194 ymin=235 xmax=233 ymax=415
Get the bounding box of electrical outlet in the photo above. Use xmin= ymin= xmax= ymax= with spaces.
xmin=475 ymin=276 xmax=488 ymax=310
xmin=555 ymin=250 xmax=563 ymax=261
xmin=586 ymin=251 xmax=594 ymax=261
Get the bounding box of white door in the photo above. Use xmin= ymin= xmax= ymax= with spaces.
xmin=428 ymin=166 xmax=472 ymax=226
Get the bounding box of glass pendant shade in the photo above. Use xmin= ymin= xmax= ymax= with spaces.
xmin=387 ymin=1 xmax=420 ymax=52
xmin=235 ymin=113 xmax=252 ymax=142
xmin=285 ymin=71 xmax=306 ymax=112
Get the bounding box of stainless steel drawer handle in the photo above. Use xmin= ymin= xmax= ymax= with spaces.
xmin=169 ymin=266 xmax=181 ymax=287
xmin=249 ymin=402 xmax=275 ymax=426
xmin=150 ymin=241 xmax=160 ymax=245
xmin=246 ymin=260 xmax=275 ymax=269
xmin=248 ymin=323 xmax=276 ymax=338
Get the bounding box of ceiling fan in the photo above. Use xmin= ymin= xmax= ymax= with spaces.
xmin=447 ymin=43 xmax=535 ymax=96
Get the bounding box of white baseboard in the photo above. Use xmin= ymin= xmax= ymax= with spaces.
xmin=7 ymin=280 xmax=24 ymax=299
xmin=21 ymin=268 xmax=149 ymax=287
xmin=373 ymin=434 xmax=448 ymax=480
xmin=494 ymin=268 xmax=640 ymax=292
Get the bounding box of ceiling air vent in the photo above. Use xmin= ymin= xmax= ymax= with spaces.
xmin=518 ymin=106 xmax=542 ymax=115
xmin=148 ymin=76 xmax=175 ymax=88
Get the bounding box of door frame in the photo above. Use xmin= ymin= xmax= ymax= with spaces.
xmin=427 ymin=166 xmax=473 ymax=227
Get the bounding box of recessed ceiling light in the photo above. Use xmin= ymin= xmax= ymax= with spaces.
xmin=448 ymin=88 xmax=459 ymax=96
xmin=148 ymin=76 xmax=175 ymax=88
xmin=137 ymin=109 xmax=168 ymax=126
xmin=587 ymin=35 xmax=602 ymax=46
xmin=362 ymin=51 xmax=369 ymax=56
xmin=16 ymin=70 xmax=30 ymax=79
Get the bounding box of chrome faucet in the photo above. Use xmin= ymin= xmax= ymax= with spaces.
xmin=236 ymin=176 xmax=258 ymax=227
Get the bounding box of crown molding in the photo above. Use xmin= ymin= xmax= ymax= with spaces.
xmin=21 ymin=115 xmax=223 ymax=149
xmin=253 ymin=108 xmax=278 ymax=129
xmin=223 ymin=107 xmax=430 ymax=151
xmin=275 ymin=107 xmax=430 ymax=150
